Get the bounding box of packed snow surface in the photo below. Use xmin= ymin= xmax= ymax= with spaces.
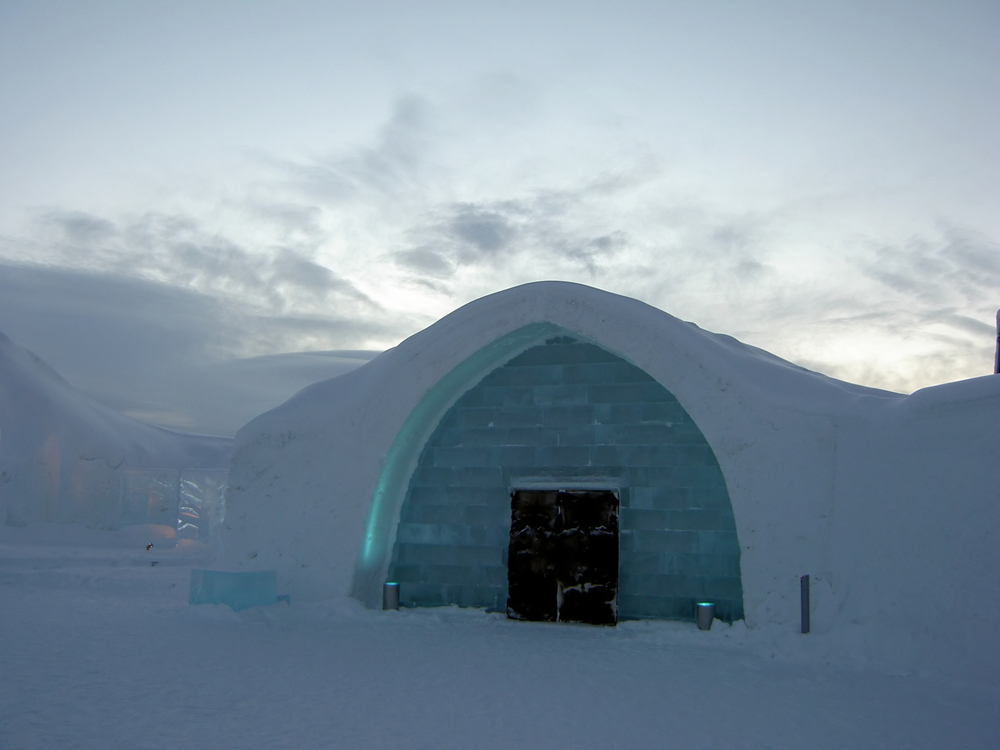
xmin=1 ymin=523 xmax=997 ymax=750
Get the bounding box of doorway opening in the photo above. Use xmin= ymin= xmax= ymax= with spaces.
xmin=507 ymin=489 xmax=619 ymax=626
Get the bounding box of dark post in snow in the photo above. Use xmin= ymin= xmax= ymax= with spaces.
xmin=800 ymin=575 xmax=810 ymax=634
xmin=994 ymin=309 xmax=1000 ymax=375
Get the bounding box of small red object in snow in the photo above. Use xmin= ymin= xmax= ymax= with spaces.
xmin=146 ymin=543 xmax=153 ymax=551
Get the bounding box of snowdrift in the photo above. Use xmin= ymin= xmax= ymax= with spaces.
xmin=0 ymin=331 xmax=232 ymax=527
xmin=221 ymin=282 xmax=999 ymax=679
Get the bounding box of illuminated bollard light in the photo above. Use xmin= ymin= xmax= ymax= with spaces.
xmin=696 ymin=602 xmax=715 ymax=631
xmin=383 ymin=581 xmax=400 ymax=610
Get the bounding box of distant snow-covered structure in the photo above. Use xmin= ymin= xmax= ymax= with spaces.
xmin=0 ymin=332 xmax=232 ymax=529
xmin=221 ymin=282 xmax=999 ymax=677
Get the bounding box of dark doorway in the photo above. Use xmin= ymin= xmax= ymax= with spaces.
xmin=507 ymin=489 xmax=619 ymax=625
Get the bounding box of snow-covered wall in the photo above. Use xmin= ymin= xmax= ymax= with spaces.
xmin=0 ymin=332 xmax=232 ymax=527
xmin=222 ymin=281 xmax=1000 ymax=679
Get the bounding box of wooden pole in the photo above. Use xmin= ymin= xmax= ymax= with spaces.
xmin=800 ymin=575 xmax=810 ymax=634
xmin=994 ymin=309 xmax=999 ymax=374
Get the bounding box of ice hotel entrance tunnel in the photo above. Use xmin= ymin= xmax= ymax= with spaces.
xmin=351 ymin=323 xmax=744 ymax=624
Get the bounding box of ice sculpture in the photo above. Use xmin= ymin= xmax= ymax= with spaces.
xmin=116 ymin=469 xmax=180 ymax=528
xmin=189 ymin=569 xmax=277 ymax=611
xmin=115 ymin=468 xmax=227 ymax=542
xmin=176 ymin=470 xmax=227 ymax=542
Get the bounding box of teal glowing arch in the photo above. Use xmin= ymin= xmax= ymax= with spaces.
xmin=351 ymin=323 xmax=743 ymax=622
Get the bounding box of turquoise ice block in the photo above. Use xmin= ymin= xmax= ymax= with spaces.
xmin=189 ymin=569 xmax=278 ymax=611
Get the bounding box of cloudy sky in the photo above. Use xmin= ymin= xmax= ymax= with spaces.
xmin=1 ymin=1 xmax=998 ymax=436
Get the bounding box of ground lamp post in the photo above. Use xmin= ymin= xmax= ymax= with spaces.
xmin=383 ymin=582 xmax=400 ymax=610
xmin=696 ymin=602 xmax=715 ymax=630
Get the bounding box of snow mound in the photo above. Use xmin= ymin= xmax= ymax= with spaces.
xmin=0 ymin=330 xmax=232 ymax=527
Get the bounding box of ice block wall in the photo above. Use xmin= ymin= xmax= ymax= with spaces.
xmin=389 ymin=336 xmax=743 ymax=622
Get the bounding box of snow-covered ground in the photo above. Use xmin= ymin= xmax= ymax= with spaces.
xmin=2 ymin=523 xmax=996 ymax=750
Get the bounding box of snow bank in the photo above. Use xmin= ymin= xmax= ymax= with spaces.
xmin=0 ymin=331 xmax=232 ymax=527
xmin=222 ymin=281 xmax=1000 ymax=680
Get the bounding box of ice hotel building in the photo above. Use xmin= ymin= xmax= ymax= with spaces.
xmin=219 ymin=282 xmax=999 ymax=675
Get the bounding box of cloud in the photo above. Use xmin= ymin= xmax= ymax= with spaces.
xmin=734 ymin=258 xmax=766 ymax=280
xmin=390 ymin=174 xmax=651 ymax=282
xmin=0 ymin=261 xmax=398 ymax=435
xmin=29 ymin=208 xmax=379 ymax=318
xmin=450 ymin=205 xmax=514 ymax=254
xmin=45 ymin=210 xmax=117 ymax=244
xmin=931 ymin=312 xmax=995 ymax=337
xmin=721 ymin=225 xmax=1000 ymax=394
xmin=860 ymin=226 xmax=1000 ymax=306
xmin=261 ymin=95 xmax=667 ymax=285
xmin=280 ymin=95 xmax=433 ymax=202
xmin=5 ymin=92 xmax=997 ymax=427
xmin=393 ymin=247 xmax=454 ymax=277
xmin=270 ymin=249 xmax=367 ymax=298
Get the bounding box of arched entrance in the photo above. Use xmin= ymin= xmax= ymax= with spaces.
xmin=377 ymin=331 xmax=743 ymax=622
